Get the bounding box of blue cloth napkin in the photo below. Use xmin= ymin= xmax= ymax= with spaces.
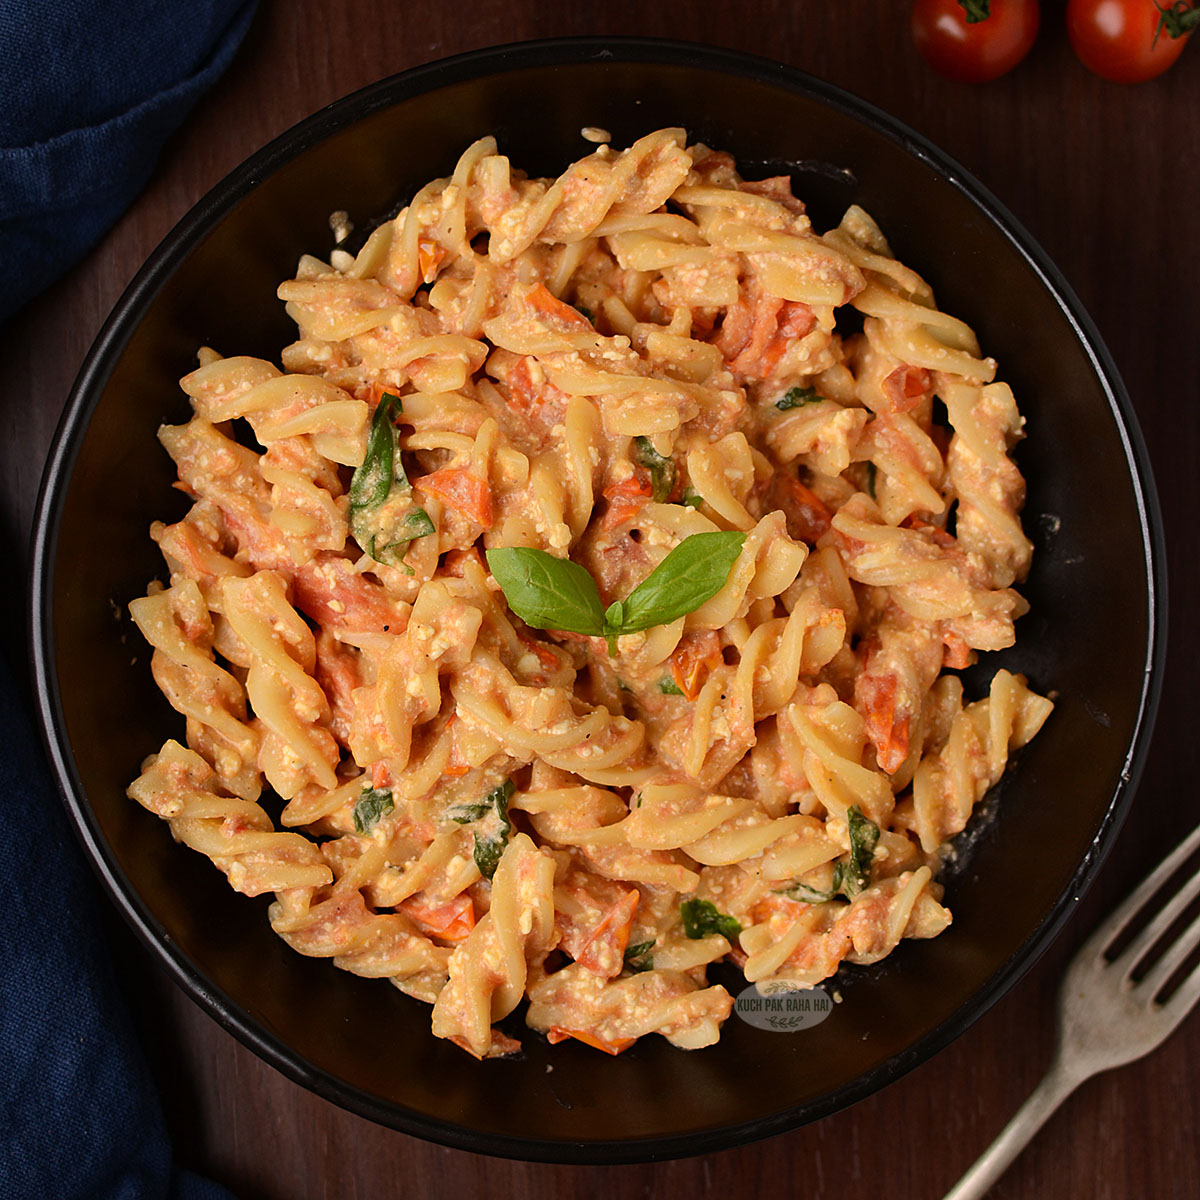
xmin=0 ymin=0 xmax=258 ymax=325
xmin=0 ymin=655 xmax=235 ymax=1200
xmin=2 ymin=1 xmax=257 ymax=1194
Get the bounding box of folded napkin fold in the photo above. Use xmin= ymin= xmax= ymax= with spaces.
xmin=0 ymin=0 xmax=258 ymax=325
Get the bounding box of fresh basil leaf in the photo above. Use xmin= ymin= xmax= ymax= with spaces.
xmin=353 ymin=785 xmax=395 ymax=834
xmin=624 ymin=940 xmax=655 ymax=973
xmin=350 ymin=392 xmax=407 ymax=512
xmin=633 ymin=436 xmax=676 ymax=503
xmin=658 ymin=676 xmax=684 ymax=695
xmin=680 ymin=898 xmax=742 ymax=942
xmin=618 ymin=531 xmax=745 ymax=633
xmin=776 ymin=385 xmax=820 ymax=411
xmin=681 ymin=489 xmax=704 ymax=510
xmin=489 ymin=534 xmax=745 ymax=656
xmin=841 ymin=805 xmax=880 ymax=897
xmin=865 ymin=461 xmax=878 ymax=500
xmin=486 ymin=547 xmax=606 ymax=636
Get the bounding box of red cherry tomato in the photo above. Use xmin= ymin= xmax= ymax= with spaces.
xmin=1067 ymin=0 xmax=1198 ymax=83
xmin=912 ymin=0 xmax=1042 ymax=83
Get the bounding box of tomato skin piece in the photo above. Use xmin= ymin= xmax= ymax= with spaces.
xmin=1068 ymin=0 xmax=1194 ymax=83
xmin=416 ymin=465 xmax=493 ymax=528
xmin=667 ymin=630 xmax=723 ymax=700
xmin=912 ymin=0 xmax=1042 ymax=83
xmin=600 ymin=472 xmax=653 ymax=532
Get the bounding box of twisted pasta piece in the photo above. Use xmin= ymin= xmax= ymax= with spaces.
xmin=481 ymin=128 xmax=693 ymax=263
xmin=431 ymin=833 xmax=557 ymax=1058
xmin=129 ymin=581 xmax=260 ymax=801
xmin=181 ymin=357 xmax=367 ymax=562
xmin=128 ymin=740 xmax=331 ymax=895
xmin=853 ymin=605 xmax=948 ymax=777
xmin=902 ymin=669 xmax=1054 ymax=853
xmin=269 ymin=887 xmax=453 ymax=1004
xmin=830 ymin=492 xmax=1025 ymax=652
xmin=659 ymin=585 xmax=846 ymax=786
xmin=740 ymin=867 xmax=950 ymax=986
xmin=451 ymin=655 xmax=645 ymax=784
xmin=150 ymin=499 xmax=253 ymax=610
xmin=777 ymin=684 xmax=896 ymax=826
xmin=942 ymin=378 xmax=1033 ymax=588
xmin=512 ymin=771 xmax=700 ymax=893
xmin=526 ymin=963 xmax=734 ymax=1053
xmin=221 ymin=571 xmax=339 ymax=799
xmin=349 ymin=576 xmax=482 ymax=770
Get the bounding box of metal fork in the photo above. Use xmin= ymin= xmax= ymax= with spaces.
xmin=944 ymin=821 xmax=1200 ymax=1200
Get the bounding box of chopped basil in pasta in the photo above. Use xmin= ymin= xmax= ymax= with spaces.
xmin=776 ymin=385 xmax=820 ymax=410
xmin=449 ymin=779 xmax=514 ymax=880
xmin=353 ymin=786 xmax=395 ymax=834
xmin=681 ymin=899 xmax=742 ymax=942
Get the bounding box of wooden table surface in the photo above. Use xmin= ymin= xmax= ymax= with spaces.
xmin=4 ymin=3 xmax=1198 ymax=1198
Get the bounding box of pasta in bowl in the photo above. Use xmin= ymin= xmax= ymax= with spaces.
xmin=126 ymin=127 xmax=1053 ymax=1060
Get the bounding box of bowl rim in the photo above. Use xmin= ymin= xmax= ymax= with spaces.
xmin=29 ymin=35 xmax=1168 ymax=1163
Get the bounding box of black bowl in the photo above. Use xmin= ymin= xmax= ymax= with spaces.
xmin=30 ymin=38 xmax=1165 ymax=1162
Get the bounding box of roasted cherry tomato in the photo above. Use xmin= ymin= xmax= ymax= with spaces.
xmin=1067 ymin=0 xmax=1198 ymax=83
xmin=912 ymin=0 xmax=1042 ymax=83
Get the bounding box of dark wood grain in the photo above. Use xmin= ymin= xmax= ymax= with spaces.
xmin=5 ymin=3 xmax=1198 ymax=1197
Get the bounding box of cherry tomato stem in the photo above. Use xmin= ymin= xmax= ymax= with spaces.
xmin=1068 ymin=0 xmax=1197 ymax=82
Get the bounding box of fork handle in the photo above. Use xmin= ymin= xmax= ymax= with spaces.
xmin=942 ymin=1058 xmax=1088 ymax=1200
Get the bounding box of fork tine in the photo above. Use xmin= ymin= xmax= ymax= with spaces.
xmin=1112 ymin=854 xmax=1200 ymax=978
xmin=1077 ymin=821 xmax=1200 ymax=963
xmin=1157 ymin=956 xmax=1200 ymax=1024
xmin=1140 ymin=906 xmax=1200 ymax=1000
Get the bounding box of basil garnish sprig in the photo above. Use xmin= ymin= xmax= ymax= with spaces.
xmin=348 ymin=391 xmax=434 ymax=572
xmin=486 ymin=530 xmax=745 ymax=656
xmin=778 ymin=805 xmax=881 ymax=904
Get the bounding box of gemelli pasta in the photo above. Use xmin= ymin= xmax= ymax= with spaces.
xmin=127 ymin=128 xmax=1052 ymax=1058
